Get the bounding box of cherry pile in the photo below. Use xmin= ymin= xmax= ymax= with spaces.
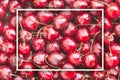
xmin=0 ymin=0 xmax=120 ymax=80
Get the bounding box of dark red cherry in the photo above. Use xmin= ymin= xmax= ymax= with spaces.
xmin=64 ymin=0 xmax=75 ymax=5
xmin=42 ymin=25 xmax=59 ymax=41
xmin=74 ymin=72 xmax=84 ymax=80
xmin=110 ymin=43 xmax=120 ymax=55
xmin=18 ymin=42 xmax=31 ymax=55
xmin=61 ymin=36 xmax=78 ymax=52
xmin=76 ymin=13 xmax=91 ymax=25
xmin=32 ymin=37 xmax=45 ymax=52
xmin=83 ymin=52 xmax=97 ymax=68
xmin=24 ymin=6 xmax=35 ymax=17
xmin=49 ymin=0 xmax=64 ymax=8
xmin=91 ymin=71 xmax=106 ymax=79
xmin=9 ymin=0 xmax=22 ymax=13
xmin=116 ymin=0 xmax=120 ymax=5
xmin=32 ymin=52 xmax=47 ymax=66
xmin=0 ymin=52 xmax=8 ymax=64
xmin=102 ymin=0 xmax=112 ymax=3
xmin=114 ymin=24 xmax=120 ymax=37
xmin=33 ymin=0 xmax=48 ymax=8
xmin=0 ymin=0 xmax=10 ymax=8
xmin=81 ymin=42 xmax=90 ymax=53
xmin=76 ymin=28 xmax=90 ymax=42
xmin=0 ymin=36 xmax=4 ymax=51
xmin=2 ymin=41 xmax=15 ymax=54
xmin=38 ymin=65 xmax=54 ymax=80
xmin=47 ymin=52 xmax=65 ymax=67
xmin=20 ymin=0 xmax=30 ymax=3
xmin=4 ymin=27 xmax=16 ymax=41
xmin=0 ymin=20 xmax=3 ymax=34
xmin=53 ymin=15 xmax=68 ymax=30
xmin=104 ymin=75 xmax=117 ymax=80
xmin=0 ymin=66 xmax=12 ymax=80
xmin=89 ymin=25 xmax=101 ymax=36
xmin=18 ymin=54 xmax=24 ymax=66
xmin=104 ymin=17 xmax=112 ymax=30
xmin=45 ymin=41 xmax=60 ymax=53
xmin=8 ymin=54 xmax=16 ymax=68
xmin=0 ymin=5 xmax=6 ymax=19
xmin=105 ymin=53 xmax=119 ymax=69
xmin=37 ymin=11 xmax=53 ymax=24
xmin=22 ymin=15 xmax=38 ymax=31
xmin=93 ymin=42 xmax=102 ymax=56
xmin=67 ymin=51 xmax=82 ymax=66
xmin=71 ymin=0 xmax=88 ymax=8
xmin=104 ymin=31 xmax=114 ymax=44
xmin=19 ymin=29 xmax=32 ymax=42
xmin=105 ymin=2 xmax=120 ymax=19
xmin=63 ymin=22 xmax=77 ymax=36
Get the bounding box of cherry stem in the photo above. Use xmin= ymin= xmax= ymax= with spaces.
xmin=76 ymin=24 xmax=101 ymax=27
xmin=37 ymin=27 xmax=45 ymax=37
xmin=77 ymin=43 xmax=83 ymax=51
xmin=37 ymin=21 xmax=47 ymax=26
xmin=20 ymin=23 xmax=26 ymax=45
xmin=11 ymin=74 xmax=18 ymax=77
xmin=90 ymin=31 xmax=101 ymax=52
xmin=95 ymin=1 xmax=109 ymax=6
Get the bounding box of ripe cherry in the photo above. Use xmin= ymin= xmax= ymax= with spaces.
xmin=89 ymin=25 xmax=101 ymax=36
xmin=8 ymin=54 xmax=16 ymax=68
xmin=48 ymin=0 xmax=64 ymax=8
xmin=81 ymin=42 xmax=90 ymax=53
xmin=74 ymin=72 xmax=84 ymax=80
xmin=0 ymin=0 xmax=10 ymax=8
xmin=104 ymin=17 xmax=112 ymax=30
xmin=61 ymin=36 xmax=78 ymax=52
xmin=104 ymin=31 xmax=114 ymax=44
xmin=91 ymin=71 xmax=106 ymax=79
xmin=0 ymin=52 xmax=8 ymax=65
xmin=104 ymin=75 xmax=117 ymax=80
xmin=64 ymin=0 xmax=75 ymax=6
xmin=0 ymin=5 xmax=6 ymax=19
xmin=114 ymin=24 xmax=120 ymax=37
xmin=110 ymin=43 xmax=120 ymax=55
xmin=13 ymin=76 xmax=24 ymax=80
xmin=33 ymin=0 xmax=48 ymax=8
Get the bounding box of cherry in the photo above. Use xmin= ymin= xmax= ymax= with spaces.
xmin=71 ymin=0 xmax=88 ymax=9
xmin=47 ymin=52 xmax=65 ymax=67
xmin=22 ymin=15 xmax=38 ymax=31
xmin=104 ymin=31 xmax=114 ymax=44
xmin=13 ymin=76 xmax=24 ymax=80
xmin=48 ymin=0 xmax=64 ymax=8
xmin=24 ymin=6 xmax=35 ymax=17
xmin=67 ymin=51 xmax=82 ymax=66
xmin=76 ymin=28 xmax=90 ymax=42
xmin=116 ymin=0 xmax=120 ymax=5
xmin=18 ymin=54 xmax=24 ymax=67
xmin=105 ymin=2 xmax=120 ymax=19
xmin=0 ymin=36 xmax=4 ymax=50
xmin=104 ymin=17 xmax=112 ymax=30
xmin=102 ymin=0 xmax=112 ymax=3
xmin=32 ymin=37 xmax=45 ymax=52
xmin=104 ymin=75 xmax=117 ymax=80
xmin=61 ymin=36 xmax=78 ymax=52
xmin=74 ymin=72 xmax=84 ymax=80
xmin=110 ymin=43 xmax=120 ymax=55
xmin=108 ymin=66 xmax=119 ymax=76
xmin=9 ymin=0 xmax=22 ymax=14
xmin=89 ymin=25 xmax=101 ymax=36
xmin=32 ymin=51 xmax=47 ymax=66
xmin=18 ymin=42 xmax=31 ymax=55
xmin=0 ymin=5 xmax=6 ymax=19
xmin=81 ymin=42 xmax=90 ymax=53
xmin=76 ymin=13 xmax=91 ymax=25
xmin=37 ymin=11 xmax=54 ymax=24
xmin=20 ymin=0 xmax=30 ymax=3
xmin=0 ymin=52 xmax=8 ymax=65
xmin=0 ymin=0 xmax=10 ymax=8
xmin=38 ymin=65 xmax=54 ymax=80
xmin=64 ymin=0 xmax=75 ymax=6
xmin=8 ymin=54 xmax=16 ymax=68
xmin=83 ymin=52 xmax=97 ymax=68
xmin=63 ymin=22 xmax=77 ymax=36
xmin=105 ymin=53 xmax=119 ymax=69
xmin=19 ymin=62 xmax=34 ymax=78
xmin=91 ymin=71 xmax=106 ymax=79
xmin=33 ymin=0 xmax=48 ymax=8
xmin=4 ymin=27 xmax=16 ymax=41
xmin=2 ymin=41 xmax=15 ymax=54
xmin=114 ymin=24 xmax=120 ymax=37
xmin=42 ymin=25 xmax=59 ymax=41
xmin=45 ymin=41 xmax=60 ymax=53
xmin=0 ymin=66 xmax=12 ymax=80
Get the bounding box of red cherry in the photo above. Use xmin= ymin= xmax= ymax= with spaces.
xmin=89 ymin=25 xmax=101 ymax=36
xmin=24 ymin=6 xmax=35 ymax=17
xmin=105 ymin=53 xmax=119 ymax=69
xmin=37 ymin=11 xmax=54 ymax=24
xmin=8 ymin=54 xmax=16 ymax=68
xmin=0 ymin=36 xmax=4 ymax=51
xmin=61 ymin=36 xmax=78 ymax=52
xmin=32 ymin=37 xmax=45 ymax=52
xmin=76 ymin=28 xmax=90 ymax=42
xmin=108 ymin=66 xmax=119 ymax=76
xmin=0 ymin=52 xmax=8 ymax=65
xmin=104 ymin=17 xmax=112 ymax=30
xmin=64 ymin=0 xmax=75 ymax=5
xmin=22 ymin=15 xmax=38 ymax=31
xmin=0 ymin=66 xmax=12 ymax=80
xmin=83 ymin=52 xmax=97 ymax=68
xmin=67 ymin=51 xmax=82 ymax=66
xmin=33 ymin=0 xmax=48 ymax=8
xmin=110 ymin=43 xmax=120 ymax=55
xmin=91 ymin=71 xmax=106 ymax=79
xmin=104 ymin=31 xmax=114 ymax=44
xmin=48 ymin=0 xmax=64 ymax=8
xmin=13 ymin=76 xmax=24 ymax=80
xmin=20 ymin=0 xmax=30 ymax=3
xmin=81 ymin=42 xmax=90 ymax=53
xmin=0 ymin=0 xmax=10 ymax=8
xmin=105 ymin=2 xmax=120 ymax=19
xmin=104 ymin=75 xmax=117 ymax=80
xmin=53 ymin=15 xmax=68 ymax=30
xmin=0 ymin=5 xmax=6 ymax=19
xmin=0 ymin=20 xmax=3 ymax=34
xmin=114 ymin=24 xmax=120 ymax=37
xmin=42 ymin=25 xmax=59 ymax=41
xmin=74 ymin=72 xmax=84 ymax=80
xmin=18 ymin=42 xmax=31 ymax=55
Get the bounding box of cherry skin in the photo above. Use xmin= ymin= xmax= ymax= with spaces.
xmin=76 ymin=28 xmax=90 ymax=42
xmin=0 ymin=20 xmax=3 ymax=34
xmin=37 ymin=11 xmax=54 ymax=24
xmin=76 ymin=13 xmax=91 ymax=25
xmin=67 ymin=51 xmax=82 ymax=66
xmin=33 ymin=0 xmax=48 ymax=8
xmin=4 ymin=27 xmax=16 ymax=41
xmin=104 ymin=31 xmax=114 ymax=44
xmin=20 ymin=0 xmax=30 ymax=3
xmin=32 ymin=52 xmax=47 ymax=66
xmin=110 ymin=43 xmax=120 ymax=55
xmin=102 ymin=0 xmax=112 ymax=3
xmin=104 ymin=75 xmax=117 ymax=80
xmin=47 ymin=52 xmax=65 ymax=67
xmin=18 ymin=42 xmax=31 ymax=55
xmin=105 ymin=2 xmax=120 ymax=19
xmin=0 ymin=36 xmax=4 ymax=50
xmin=104 ymin=17 xmax=112 ymax=30
xmin=32 ymin=37 xmax=45 ymax=52
xmin=61 ymin=36 xmax=78 ymax=52
xmin=49 ymin=0 xmax=64 ymax=8
xmin=45 ymin=41 xmax=60 ymax=53
xmin=53 ymin=15 xmax=68 ymax=30
xmin=8 ymin=54 xmax=16 ymax=68
xmin=22 ymin=15 xmax=38 ymax=31
xmin=89 ymin=25 xmax=101 ymax=36
xmin=74 ymin=72 xmax=84 ymax=80
xmin=81 ymin=42 xmax=90 ymax=53
xmin=0 ymin=52 xmax=8 ymax=65
xmin=83 ymin=52 xmax=97 ymax=68
xmin=114 ymin=24 xmax=120 ymax=37
xmin=63 ymin=22 xmax=77 ymax=36
xmin=0 ymin=0 xmax=10 ymax=8
xmin=2 ymin=41 xmax=15 ymax=54
xmin=91 ymin=71 xmax=106 ymax=79
xmin=24 ymin=5 xmax=35 ymax=17
xmin=64 ymin=0 xmax=75 ymax=6
xmin=13 ymin=76 xmax=24 ymax=80
xmin=0 ymin=66 xmax=12 ymax=80
xmin=105 ymin=53 xmax=119 ymax=69
xmin=0 ymin=5 xmax=6 ymax=19
xmin=42 ymin=25 xmax=59 ymax=41
xmin=108 ymin=66 xmax=119 ymax=76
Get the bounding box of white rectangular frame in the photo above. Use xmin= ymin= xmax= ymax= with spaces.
xmin=16 ymin=9 xmax=104 ymax=71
